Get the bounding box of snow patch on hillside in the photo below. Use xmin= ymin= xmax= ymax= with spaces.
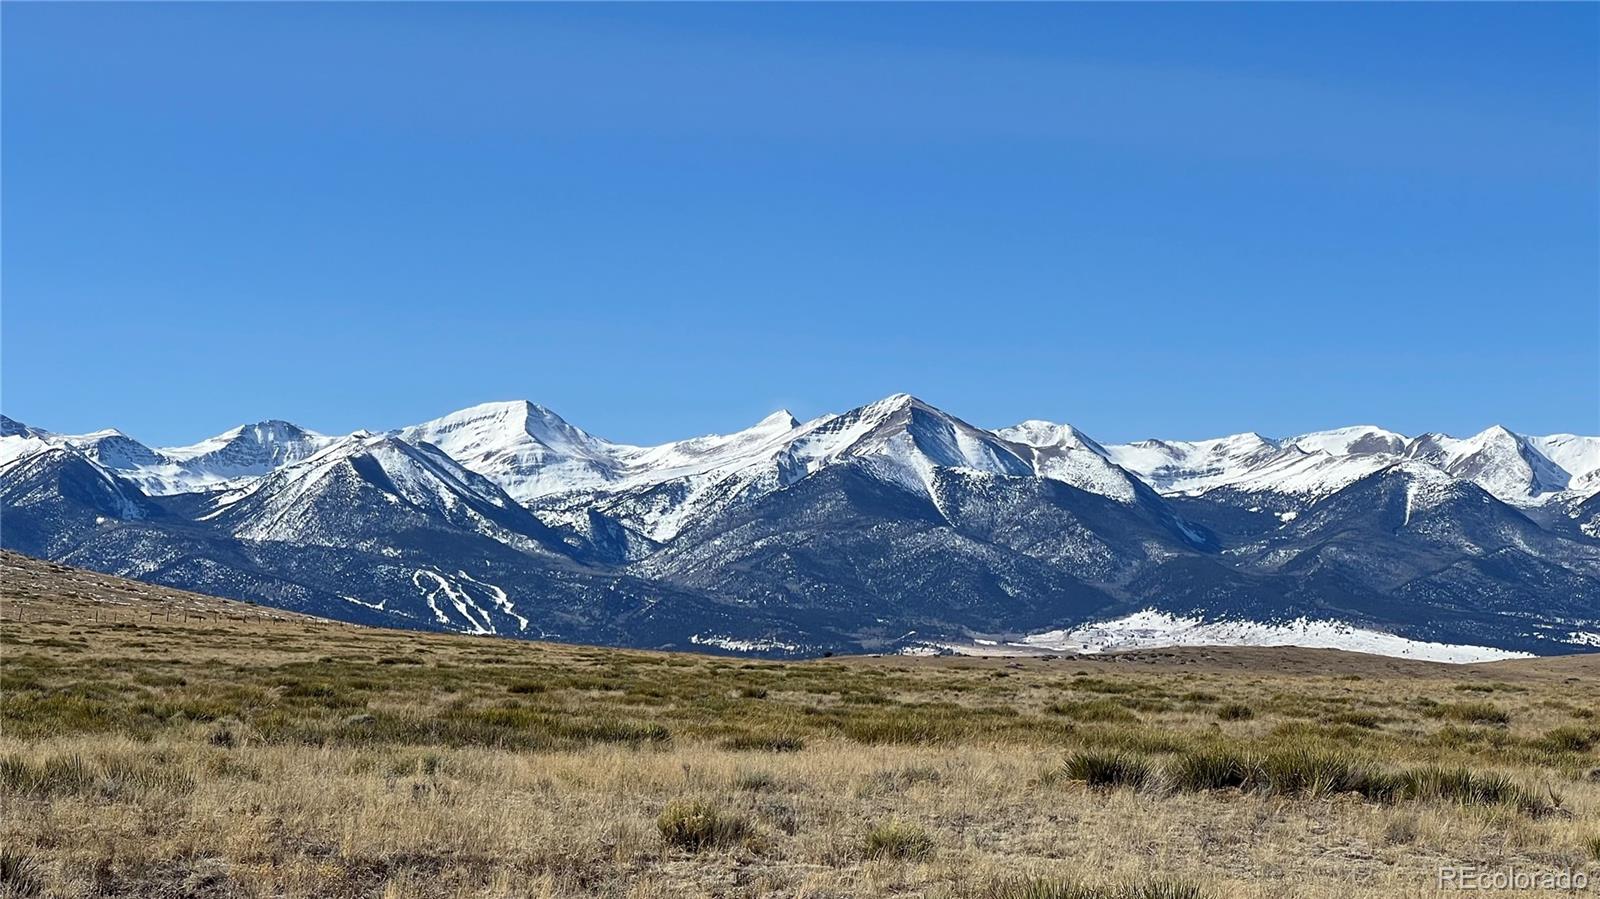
xmin=689 ymin=633 xmax=800 ymax=653
xmin=1013 ymin=610 xmax=1531 ymax=663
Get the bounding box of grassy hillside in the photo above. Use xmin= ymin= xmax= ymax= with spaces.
xmin=1 ymin=551 xmax=1597 ymax=898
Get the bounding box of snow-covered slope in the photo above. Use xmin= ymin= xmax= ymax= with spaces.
xmin=779 ymin=394 xmax=1033 ymax=491
xmin=1105 ymin=423 xmax=1598 ymax=507
xmin=1102 ymin=430 xmax=1401 ymax=503
xmin=545 ymin=396 xmax=1039 ymax=540
xmin=1289 ymin=425 xmax=1408 ymax=457
xmin=0 ymin=416 xmax=56 ymax=466
xmin=1528 ymin=434 xmax=1600 ymax=487
xmin=397 ymin=400 xmax=628 ymax=500
xmin=0 ymin=446 xmax=155 ymax=523
xmin=402 ymin=400 xmax=805 ymax=540
xmin=157 ymin=420 xmax=339 ymax=490
xmin=1 ymin=421 xmax=173 ymax=488
xmin=1102 ymin=433 xmax=1287 ymax=495
xmin=203 ymin=433 xmax=567 ymax=557
xmin=1009 ymin=610 xmax=1531 ymax=663
xmin=994 ymin=420 xmax=1142 ymax=503
xmin=0 ymin=416 xmax=339 ymax=495
xmin=1405 ymin=426 xmax=1570 ymax=505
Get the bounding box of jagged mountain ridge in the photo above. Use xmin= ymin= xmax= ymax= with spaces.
xmin=0 ymin=414 xmax=337 ymax=495
xmin=1102 ymin=423 xmax=1600 ymax=507
xmin=2 ymin=397 xmax=1596 ymax=658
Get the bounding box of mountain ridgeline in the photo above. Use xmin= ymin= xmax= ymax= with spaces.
xmin=2 ymin=396 xmax=1597 ymax=659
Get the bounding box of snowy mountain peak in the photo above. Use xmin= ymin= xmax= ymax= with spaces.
xmin=1291 ymin=425 xmax=1408 ymax=457
xmin=396 ymin=401 xmax=626 ymax=501
xmin=858 ymin=392 xmax=933 ymax=417
xmin=1219 ymin=432 xmax=1276 ymax=451
xmin=0 ymin=445 xmax=155 ymax=522
xmin=162 ymin=419 xmax=332 ymax=463
xmin=1403 ymin=426 xmax=1567 ymax=504
xmin=201 ymin=431 xmax=571 ymax=559
xmin=994 ymin=420 xmax=1140 ymax=503
xmin=1479 ymin=424 xmax=1520 ymax=442
xmin=414 ymin=400 xmax=619 ymax=455
xmin=236 ymin=419 xmax=316 ymax=441
xmin=68 ymin=431 xmax=165 ymax=470
xmin=784 ymin=394 xmax=1032 ymax=482
xmin=998 ymin=420 xmax=1105 ymax=454
xmin=756 ymin=409 xmax=801 ymax=431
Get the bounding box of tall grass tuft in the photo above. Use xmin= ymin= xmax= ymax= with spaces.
xmin=1532 ymin=726 xmax=1598 ymax=754
xmin=0 ymin=848 xmax=43 ymax=899
xmin=1395 ymin=766 xmax=1553 ymax=816
xmin=1169 ymin=747 xmax=1257 ymax=792
xmin=1058 ymin=751 xmax=1151 ymax=790
xmin=863 ymin=820 xmax=935 ymax=860
xmin=1255 ymin=747 xmax=1364 ymax=799
xmin=657 ymin=800 xmax=754 ymax=852
xmin=1159 ymin=747 xmax=1556 ymax=816
xmin=0 ymin=753 xmax=193 ymax=801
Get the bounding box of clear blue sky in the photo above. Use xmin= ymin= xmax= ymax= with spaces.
xmin=4 ymin=3 xmax=1596 ymax=446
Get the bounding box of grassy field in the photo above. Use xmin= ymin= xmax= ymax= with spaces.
xmin=1 ymin=551 xmax=1597 ymax=898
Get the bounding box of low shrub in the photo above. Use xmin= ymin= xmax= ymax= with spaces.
xmin=863 ymin=820 xmax=935 ymax=860
xmin=1215 ymin=703 xmax=1254 ymax=722
xmin=657 ymin=800 xmax=754 ymax=852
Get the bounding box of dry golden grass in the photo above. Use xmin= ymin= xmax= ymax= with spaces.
xmin=1 ymin=551 xmax=1597 ymax=898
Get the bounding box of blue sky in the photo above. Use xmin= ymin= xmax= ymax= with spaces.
xmin=4 ymin=3 xmax=1596 ymax=446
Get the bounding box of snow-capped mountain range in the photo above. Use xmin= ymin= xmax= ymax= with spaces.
xmin=2 ymin=398 xmax=1597 ymax=660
